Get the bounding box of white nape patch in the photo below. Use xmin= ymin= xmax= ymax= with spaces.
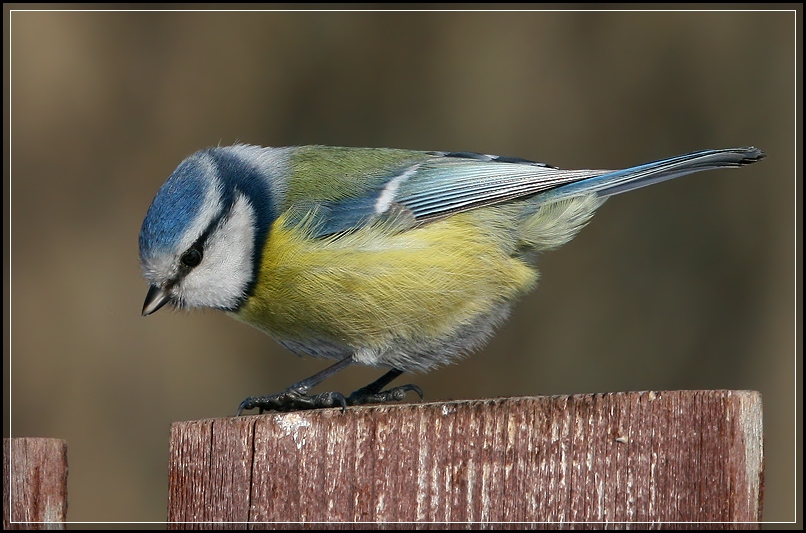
xmin=374 ymin=165 xmax=419 ymax=214
xmin=179 ymin=193 xmax=256 ymax=309
xmin=226 ymin=144 xmax=294 ymax=213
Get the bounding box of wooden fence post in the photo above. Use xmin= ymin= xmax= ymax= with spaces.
xmin=167 ymin=390 xmax=763 ymax=528
xmin=3 ymin=438 xmax=69 ymax=530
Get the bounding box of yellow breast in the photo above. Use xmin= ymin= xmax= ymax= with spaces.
xmin=236 ymin=207 xmax=538 ymax=354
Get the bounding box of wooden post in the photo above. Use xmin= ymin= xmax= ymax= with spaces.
xmin=3 ymin=438 xmax=68 ymax=530
xmin=167 ymin=390 xmax=763 ymax=528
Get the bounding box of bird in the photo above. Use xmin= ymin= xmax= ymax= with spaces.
xmin=139 ymin=144 xmax=765 ymax=413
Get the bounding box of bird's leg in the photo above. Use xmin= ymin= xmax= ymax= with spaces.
xmin=346 ymin=369 xmax=424 ymax=406
xmin=237 ymin=359 xmax=423 ymax=415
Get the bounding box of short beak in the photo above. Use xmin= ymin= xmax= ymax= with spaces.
xmin=142 ymin=285 xmax=172 ymax=317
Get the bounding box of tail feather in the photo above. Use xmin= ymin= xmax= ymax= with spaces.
xmin=541 ymin=147 xmax=765 ymax=202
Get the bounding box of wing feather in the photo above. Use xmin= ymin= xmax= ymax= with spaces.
xmin=294 ymin=147 xmax=764 ymax=238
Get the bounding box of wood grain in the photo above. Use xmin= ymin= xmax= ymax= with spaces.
xmin=3 ymin=438 xmax=68 ymax=530
xmin=167 ymin=390 xmax=763 ymax=529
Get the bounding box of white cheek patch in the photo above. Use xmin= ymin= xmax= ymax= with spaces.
xmin=178 ymin=193 xmax=256 ymax=309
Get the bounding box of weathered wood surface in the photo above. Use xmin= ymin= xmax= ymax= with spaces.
xmin=167 ymin=390 xmax=763 ymax=529
xmin=3 ymin=438 xmax=68 ymax=530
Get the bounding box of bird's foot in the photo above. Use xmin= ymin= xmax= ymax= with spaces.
xmin=237 ymin=383 xmax=423 ymax=415
xmin=347 ymin=383 xmax=423 ymax=406
xmin=237 ymin=389 xmax=347 ymax=415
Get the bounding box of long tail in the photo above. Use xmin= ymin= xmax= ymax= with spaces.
xmin=541 ymin=147 xmax=765 ymax=202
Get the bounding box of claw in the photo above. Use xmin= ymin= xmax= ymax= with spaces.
xmin=236 ymin=389 xmax=356 ymax=415
xmin=347 ymin=383 xmax=424 ymax=406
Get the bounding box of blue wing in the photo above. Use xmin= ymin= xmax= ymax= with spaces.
xmin=300 ymin=147 xmax=764 ymax=237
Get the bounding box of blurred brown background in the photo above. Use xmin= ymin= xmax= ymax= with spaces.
xmin=5 ymin=7 xmax=799 ymax=527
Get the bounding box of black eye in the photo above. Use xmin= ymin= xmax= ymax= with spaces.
xmin=180 ymin=248 xmax=202 ymax=268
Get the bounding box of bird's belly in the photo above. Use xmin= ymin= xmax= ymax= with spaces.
xmin=235 ymin=210 xmax=538 ymax=371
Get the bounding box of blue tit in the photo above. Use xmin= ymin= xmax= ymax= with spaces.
xmin=139 ymin=145 xmax=764 ymax=413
